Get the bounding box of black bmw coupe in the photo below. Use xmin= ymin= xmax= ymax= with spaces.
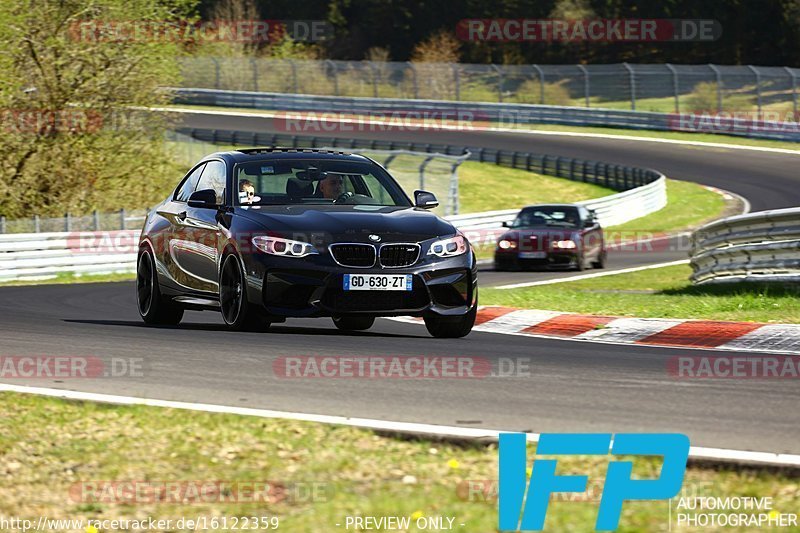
xmin=136 ymin=148 xmax=478 ymax=337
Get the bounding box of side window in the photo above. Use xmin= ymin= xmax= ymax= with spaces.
xmin=173 ymin=164 xmax=206 ymax=202
xmin=196 ymin=160 xmax=227 ymax=204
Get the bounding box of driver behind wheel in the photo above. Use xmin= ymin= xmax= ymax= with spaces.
xmin=318 ymin=173 xmax=345 ymax=200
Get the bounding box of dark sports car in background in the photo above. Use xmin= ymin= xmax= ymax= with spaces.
xmin=494 ymin=204 xmax=606 ymax=271
xmin=136 ymin=148 xmax=477 ymax=337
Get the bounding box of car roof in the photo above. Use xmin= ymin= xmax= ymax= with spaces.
xmin=520 ymin=204 xmax=582 ymax=210
xmin=203 ymin=147 xmax=373 ymax=165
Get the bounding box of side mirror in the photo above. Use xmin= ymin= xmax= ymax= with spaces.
xmin=502 ymin=221 xmax=511 ymax=228
xmin=188 ymin=189 xmax=218 ymax=208
xmin=414 ymin=190 xmax=439 ymax=209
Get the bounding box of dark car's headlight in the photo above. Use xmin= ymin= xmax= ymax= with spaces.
xmin=252 ymin=236 xmax=319 ymax=258
xmin=427 ymin=235 xmax=468 ymax=258
xmin=552 ymin=239 xmax=577 ymax=249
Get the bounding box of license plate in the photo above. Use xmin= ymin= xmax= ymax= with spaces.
xmin=519 ymin=251 xmax=547 ymax=259
xmin=343 ymin=274 xmax=412 ymax=291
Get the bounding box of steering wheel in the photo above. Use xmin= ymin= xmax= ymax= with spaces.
xmin=334 ymin=191 xmax=354 ymax=204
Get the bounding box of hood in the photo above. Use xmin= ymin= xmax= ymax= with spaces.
xmin=236 ymin=204 xmax=455 ymax=243
xmin=500 ymin=228 xmax=580 ymax=251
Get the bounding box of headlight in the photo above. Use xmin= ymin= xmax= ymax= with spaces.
xmin=498 ymin=239 xmax=517 ymax=249
xmin=552 ymin=239 xmax=577 ymax=249
xmin=252 ymin=236 xmax=319 ymax=258
xmin=428 ymin=235 xmax=468 ymax=258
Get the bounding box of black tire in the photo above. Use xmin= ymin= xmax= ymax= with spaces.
xmin=424 ymin=300 xmax=478 ymax=339
xmin=575 ymin=252 xmax=586 ymax=271
xmin=592 ymin=249 xmax=607 ymax=269
xmin=137 ymin=248 xmax=184 ymax=326
xmin=219 ymin=253 xmax=269 ymax=332
xmin=332 ymin=316 xmax=375 ymax=331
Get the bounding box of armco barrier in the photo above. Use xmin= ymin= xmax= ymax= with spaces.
xmin=172 ymin=88 xmax=800 ymax=143
xmin=0 ymin=178 xmax=666 ymax=282
xmin=690 ymin=207 xmax=800 ymax=284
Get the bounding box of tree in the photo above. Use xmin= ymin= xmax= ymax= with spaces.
xmin=0 ymin=0 xmax=197 ymax=218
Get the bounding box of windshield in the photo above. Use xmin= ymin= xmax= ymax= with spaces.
xmin=233 ymin=159 xmax=411 ymax=207
xmin=511 ymin=206 xmax=580 ymax=229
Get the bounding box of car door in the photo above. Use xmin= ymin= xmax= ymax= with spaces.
xmin=177 ymin=159 xmax=228 ymax=293
xmin=156 ymin=163 xmax=206 ymax=290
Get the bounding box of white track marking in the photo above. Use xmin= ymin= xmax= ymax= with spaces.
xmin=1 ymin=383 xmax=798 ymax=467
xmin=493 ymin=259 xmax=690 ymax=289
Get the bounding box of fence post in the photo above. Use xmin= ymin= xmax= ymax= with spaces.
xmin=747 ymin=65 xmax=762 ymax=119
xmin=453 ymin=64 xmax=460 ymax=101
xmin=120 ymin=209 xmax=126 ymax=230
xmin=419 ymin=155 xmax=434 ymax=191
xmin=34 ymin=215 xmax=40 ymax=233
xmin=491 ymin=64 xmax=503 ymax=102
xmin=532 ymin=64 xmax=545 ymax=104
xmin=666 ymin=63 xmax=679 ymax=113
xmin=0 ymin=216 xmax=4 ymax=234
xmin=577 ymin=65 xmax=589 ymax=107
xmin=709 ymin=64 xmax=723 ymax=112
xmin=784 ymin=67 xmax=798 ymax=119
xmin=251 ymin=58 xmax=258 ymax=92
xmin=211 ymin=57 xmax=220 ymax=89
xmin=623 ymin=63 xmax=635 ymax=110
xmin=406 ymin=62 xmax=418 ymax=99
xmin=65 ymin=213 xmax=70 ymax=232
xmin=369 ymin=61 xmax=378 ymax=98
xmin=325 ymin=60 xmax=338 ymax=96
xmin=288 ymin=59 xmax=298 ymax=94
xmin=93 ymin=210 xmax=100 ymax=231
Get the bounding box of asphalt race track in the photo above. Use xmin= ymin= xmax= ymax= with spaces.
xmin=2 ymin=117 xmax=800 ymax=455
xmin=1 ymin=282 xmax=798 ymax=454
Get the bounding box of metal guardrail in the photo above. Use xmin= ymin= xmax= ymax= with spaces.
xmin=174 ymin=127 xmax=662 ymax=191
xmin=177 ymin=59 xmax=800 ymax=118
xmin=172 ymin=79 xmax=800 ymax=143
xmin=690 ymin=207 xmax=800 ymax=284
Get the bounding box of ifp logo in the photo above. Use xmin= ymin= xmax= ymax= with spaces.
xmin=498 ymin=433 xmax=689 ymax=531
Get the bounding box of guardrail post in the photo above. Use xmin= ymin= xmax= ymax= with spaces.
xmin=709 ymin=64 xmax=723 ymax=112
xmin=120 ymin=208 xmax=126 ymax=230
xmin=93 ymin=210 xmax=100 ymax=231
xmin=747 ymin=65 xmax=762 ymax=119
xmin=532 ymin=65 xmax=545 ymax=104
xmin=406 ymin=62 xmax=418 ymax=99
xmin=784 ymin=67 xmax=797 ymax=119
xmin=623 ymin=63 xmax=635 ymax=110
xmin=666 ymin=63 xmax=679 ymax=113
xmin=577 ymin=65 xmax=590 ymax=107
xmin=65 ymin=213 xmax=70 ymax=232
xmin=34 ymin=215 xmax=40 ymax=233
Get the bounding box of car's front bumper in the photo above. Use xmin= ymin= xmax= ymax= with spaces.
xmin=494 ymin=249 xmax=579 ymax=270
xmin=242 ymin=251 xmax=477 ymax=318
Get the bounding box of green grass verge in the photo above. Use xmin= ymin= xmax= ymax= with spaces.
xmin=0 ymin=271 xmax=134 ymax=287
xmin=458 ymin=161 xmax=612 ymax=214
xmin=168 ymin=104 xmax=800 ymax=152
xmin=482 ymin=264 xmax=800 ymax=324
xmin=1 ymin=392 xmax=797 ymax=532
